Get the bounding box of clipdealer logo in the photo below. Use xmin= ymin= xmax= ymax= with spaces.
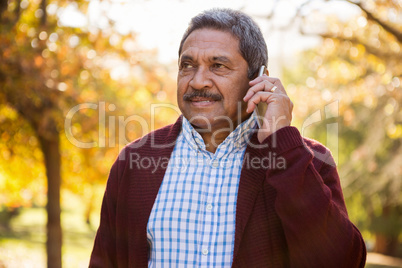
xmin=301 ymin=100 xmax=339 ymax=167
xmin=64 ymin=101 xmax=339 ymax=166
xmin=64 ymin=102 xmax=181 ymax=149
xmin=128 ymin=151 xmax=286 ymax=173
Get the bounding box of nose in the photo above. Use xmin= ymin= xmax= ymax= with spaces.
xmin=189 ymin=67 xmax=213 ymax=90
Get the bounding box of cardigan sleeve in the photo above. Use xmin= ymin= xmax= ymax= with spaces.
xmin=262 ymin=126 xmax=366 ymax=268
xmin=89 ymin=154 xmax=122 ymax=268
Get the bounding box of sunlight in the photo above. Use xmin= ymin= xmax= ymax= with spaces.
xmin=56 ymin=0 xmax=361 ymax=72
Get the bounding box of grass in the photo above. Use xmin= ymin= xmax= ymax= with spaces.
xmin=0 ymin=190 xmax=401 ymax=268
xmin=0 ymin=190 xmax=100 ymax=268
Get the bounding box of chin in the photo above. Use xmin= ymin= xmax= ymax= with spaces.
xmin=184 ymin=114 xmax=214 ymax=130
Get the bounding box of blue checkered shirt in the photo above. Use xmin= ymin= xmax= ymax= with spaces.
xmin=147 ymin=114 xmax=257 ymax=267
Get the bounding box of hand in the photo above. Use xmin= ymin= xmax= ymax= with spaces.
xmin=243 ymin=75 xmax=293 ymax=143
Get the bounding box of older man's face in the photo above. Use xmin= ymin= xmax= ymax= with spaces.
xmin=177 ymin=28 xmax=250 ymax=132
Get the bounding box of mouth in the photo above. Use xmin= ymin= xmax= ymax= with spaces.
xmin=188 ymin=97 xmax=216 ymax=107
xmin=183 ymin=92 xmax=222 ymax=106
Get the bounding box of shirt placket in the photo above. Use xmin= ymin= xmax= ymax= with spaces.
xmin=199 ymin=151 xmax=223 ymax=267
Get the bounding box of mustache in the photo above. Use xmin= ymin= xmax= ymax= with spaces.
xmin=183 ymin=91 xmax=222 ymax=101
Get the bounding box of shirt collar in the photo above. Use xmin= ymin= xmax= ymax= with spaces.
xmin=181 ymin=112 xmax=257 ymax=154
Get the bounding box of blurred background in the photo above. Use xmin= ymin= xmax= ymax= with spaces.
xmin=0 ymin=0 xmax=401 ymax=267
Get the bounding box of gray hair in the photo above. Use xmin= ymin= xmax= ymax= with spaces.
xmin=178 ymin=8 xmax=268 ymax=79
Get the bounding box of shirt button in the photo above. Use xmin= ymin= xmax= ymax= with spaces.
xmin=211 ymin=160 xmax=219 ymax=168
xmin=202 ymin=248 xmax=209 ymax=255
xmin=206 ymin=204 xmax=213 ymax=211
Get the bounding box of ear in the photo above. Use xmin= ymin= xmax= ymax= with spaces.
xmin=266 ymin=69 xmax=270 ymax=76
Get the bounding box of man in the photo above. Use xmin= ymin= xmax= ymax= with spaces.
xmin=90 ymin=8 xmax=366 ymax=267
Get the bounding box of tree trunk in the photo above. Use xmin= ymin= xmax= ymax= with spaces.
xmin=84 ymin=191 xmax=94 ymax=226
xmin=39 ymin=135 xmax=62 ymax=268
xmin=374 ymin=233 xmax=399 ymax=257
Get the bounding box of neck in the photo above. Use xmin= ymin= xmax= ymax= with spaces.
xmin=197 ymin=130 xmax=231 ymax=153
xmin=190 ymin=113 xmax=251 ymax=153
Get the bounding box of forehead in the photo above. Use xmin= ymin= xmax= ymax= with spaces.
xmin=180 ymin=28 xmax=241 ymax=59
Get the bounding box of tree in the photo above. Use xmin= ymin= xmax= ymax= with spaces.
xmin=281 ymin=0 xmax=401 ymax=256
xmin=0 ymin=0 xmax=177 ymax=266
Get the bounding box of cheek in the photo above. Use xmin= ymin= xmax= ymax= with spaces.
xmin=227 ymin=82 xmax=249 ymax=100
xmin=237 ymin=80 xmax=251 ymax=98
xmin=223 ymin=82 xmax=249 ymax=109
xmin=177 ymin=79 xmax=186 ymax=98
xmin=177 ymin=75 xmax=190 ymax=90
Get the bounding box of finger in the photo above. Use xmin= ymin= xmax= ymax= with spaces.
xmin=250 ymin=76 xmax=287 ymax=96
xmin=249 ymin=75 xmax=267 ymax=86
xmin=245 ymin=91 xmax=275 ymax=113
xmin=244 ymin=80 xmax=275 ymax=101
xmin=249 ymin=76 xmax=279 ymax=86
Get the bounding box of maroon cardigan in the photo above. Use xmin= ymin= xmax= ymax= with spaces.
xmin=90 ymin=117 xmax=366 ymax=267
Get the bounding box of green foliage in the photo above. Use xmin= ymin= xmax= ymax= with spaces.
xmin=283 ymin=0 xmax=402 ymax=253
xmin=0 ymin=0 xmax=177 ymax=227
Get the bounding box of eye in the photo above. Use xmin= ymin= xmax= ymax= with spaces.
xmin=213 ymin=63 xmax=226 ymax=69
xmin=180 ymin=62 xmax=195 ymax=70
